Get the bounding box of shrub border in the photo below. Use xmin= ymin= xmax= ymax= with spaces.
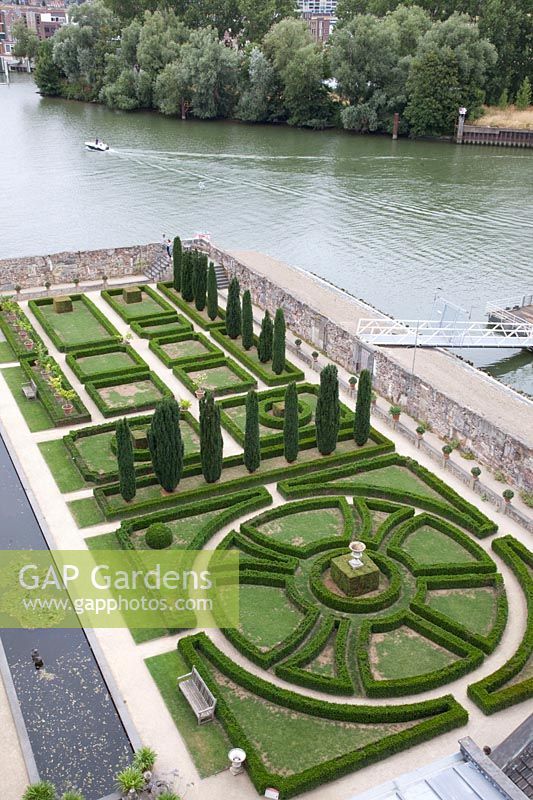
xmin=173 ymin=355 xmax=257 ymax=397
xmin=85 ymin=370 xmax=173 ymax=418
xmin=29 ymin=294 xmax=121 ymax=352
xmin=20 ymin=356 xmax=91 ymax=427
xmin=102 ymin=284 xmax=176 ymax=323
xmin=149 ymin=330 xmax=222 ymax=369
xmin=0 ymin=306 xmax=47 ymax=360
xmin=130 ymin=312 xmax=193 ymax=339
xmin=66 ymin=342 xmax=148 ymax=383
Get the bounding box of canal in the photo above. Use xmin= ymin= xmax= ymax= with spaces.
xmin=0 ymin=432 xmax=132 ymax=799
xmin=0 ymin=76 xmax=532 ymax=393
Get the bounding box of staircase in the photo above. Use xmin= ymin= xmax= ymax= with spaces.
xmin=144 ymin=252 xmax=170 ymax=282
xmin=214 ymin=262 xmax=229 ymax=289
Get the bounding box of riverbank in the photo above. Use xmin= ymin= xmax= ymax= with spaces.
xmin=472 ymin=105 xmax=533 ymax=130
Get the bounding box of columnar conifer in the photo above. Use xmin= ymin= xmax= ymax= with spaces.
xmin=147 ymin=397 xmax=184 ymax=492
xmin=243 ymin=389 xmax=261 ymax=473
xmin=181 ymin=251 xmax=194 ymax=302
xmin=272 ymin=307 xmax=286 ymax=374
xmin=207 ymin=262 xmax=218 ymax=320
xmin=194 ymin=253 xmax=207 ymax=311
xmin=258 ymin=309 xmax=273 ymax=362
xmin=172 ymin=235 xmax=182 ymax=291
xmin=200 ymin=391 xmax=223 ymax=483
xmin=225 ymin=277 xmax=241 ymax=339
xmin=116 ymin=417 xmax=136 ymax=501
xmin=283 ymin=381 xmax=299 ymax=463
xmin=241 ymin=289 xmax=254 ymax=350
xmin=315 ymin=364 xmax=340 ymax=455
xmin=354 ymin=368 xmax=372 ymax=446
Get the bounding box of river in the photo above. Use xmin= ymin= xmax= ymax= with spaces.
xmin=1 ymin=75 xmax=532 ymax=392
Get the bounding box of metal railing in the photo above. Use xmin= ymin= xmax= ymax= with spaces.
xmin=357 ymin=318 xmax=533 ymax=348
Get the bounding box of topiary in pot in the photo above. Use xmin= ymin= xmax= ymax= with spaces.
xmin=471 ymin=466 xmax=481 ymax=479
xmin=502 ymin=489 xmax=514 ymax=504
xmin=145 ymin=523 xmax=173 ymax=549
xmin=389 ymin=404 xmax=401 ymax=421
xmin=442 ymin=444 xmax=453 ymax=459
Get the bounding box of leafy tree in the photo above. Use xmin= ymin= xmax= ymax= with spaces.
xmin=157 ymin=27 xmax=240 ymax=119
xmin=479 ymin=0 xmax=533 ymax=102
xmin=283 ymin=44 xmax=333 ymax=127
xmin=272 ymin=308 xmax=286 ymax=374
xmin=257 ymin=309 xmax=273 ymax=362
xmin=515 ymin=76 xmax=531 ymax=109
xmin=12 ymin=20 xmax=39 ymax=60
xmin=238 ymin=0 xmax=297 ymax=42
xmin=241 ymin=289 xmax=254 ymax=350
xmin=207 ymin=262 xmax=218 ymax=320
xmin=243 ymin=389 xmax=260 ymax=472
xmin=116 ymin=418 xmax=136 ymax=501
xmin=136 ymin=9 xmax=186 ymax=78
xmin=147 ymin=397 xmax=184 ymax=492
xmin=225 ymin=277 xmax=241 ymax=339
xmin=199 ymin=391 xmax=223 ymax=482
xmin=405 ymin=47 xmax=461 ymax=135
xmin=236 ymin=47 xmax=279 ymax=122
xmin=173 ymin=235 xmax=182 ymax=291
xmin=354 ymin=369 xmax=372 ymax=445
xmin=315 ymin=364 xmax=340 ymax=455
xmin=181 ymin=251 xmax=194 ymax=301
xmin=173 ymin=0 xmax=241 ymax=37
xmin=194 ymin=253 xmax=207 ymax=311
xmin=34 ymin=40 xmax=64 ymax=96
xmin=283 ymin=381 xmax=299 ymax=462
xmin=263 ymin=18 xmax=311 ymax=76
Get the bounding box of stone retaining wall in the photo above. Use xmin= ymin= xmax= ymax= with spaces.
xmin=0 ymin=243 xmax=161 ymax=290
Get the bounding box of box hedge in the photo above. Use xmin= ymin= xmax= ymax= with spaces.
xmin=173 ymin=354 xmax=257 ymax=397
xmin=149 ymin=330 xmax=222 ymax=369
xmin=130 ymin=313 xmax=192 ymax=339
xmin=66 ymin=342 xmax=148 ymax=383
xmin=29 ymin=294 xmax=122 ymax=352
xmin=85 ymin=370 xmax=172 ymax=418
xmin=102 ymin=284 xmax=175 ymax=322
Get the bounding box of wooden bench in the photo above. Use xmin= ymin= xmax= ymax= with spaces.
xmin=177 ymin=666 xmax=216 ymax=724
xmin=22 ymin=378 xmax=38 ymax=400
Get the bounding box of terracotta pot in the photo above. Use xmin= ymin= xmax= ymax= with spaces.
xmin=504 ymin=497 xmax=511 ymax=504
xmin=25 ymin=340 xmax=34 ymax=350
xmin=62 ymin=403 xmax=74 ymax=415
xmin=443 ymin=453 xmax=450 ymax=460
xmin=392 ymin=413 xmax=400 ymax=422
xmin=416 ymin=432 xmax=423 ymax=440
xmin=195 ymin=389 xmax=205 ymax=400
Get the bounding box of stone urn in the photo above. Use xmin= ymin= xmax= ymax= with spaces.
xmin=348 ymin=540 xmax=366 ymax=569
xmin=195 ymin=388 xmax=206 ymax=400
xmin=229 ymin=747 xmax=247 ymax=775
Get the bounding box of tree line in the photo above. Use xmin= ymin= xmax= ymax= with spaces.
xmin=31 ymin=0 xmax=532 ymax=136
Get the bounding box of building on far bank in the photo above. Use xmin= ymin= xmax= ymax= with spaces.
xmin=297 ymin=0 xmax=337 ymax=42
xmin=0 ymin=2 xmax=68 ymax=60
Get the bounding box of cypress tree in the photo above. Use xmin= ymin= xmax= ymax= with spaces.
xmin=191 ymin=250 xmax=199 ymax=300
xmin=200 ymin=391 xmax=223 ymax=483
xmin=225 ymin=277 xmax=241 ymax=339
xmin=241 ymin=289 xmax=254 ymax=350
xmin=181 ymin=251 xmax=194 ymax=302
xmin=283 ymin=381 xmax=299 ymax=463
xmin=243 ymin=389 xmax=261 ymax=473
xmin=354 ymin=369 xmax=372 ymax=446
xmin=194 ymin=253 xmax=207 ymax=311
xmin=258 ymin=310 xmax=273 ymax=363
xmin=116 ymin=417 xmax=136 ymax=501
xmin=207 ymin=262 xmax=218 ymax=320
xmin=172 ymin=236 xmax=182 ymax=291
xmin=315 ymin=364 xmax=340 ymax=455
xmin=272 ymin=308 xmax=286 ymax=374
xmin=147 ymin=397 xmax=184 ymax=492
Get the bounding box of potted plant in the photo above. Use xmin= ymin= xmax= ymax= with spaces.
xmin=49 ymin=375 xmax=63 ymax=400
xmin=60 ymin=388 xmax=76 ymax=416
xmin=24 ymin=338 xmax=34 ymax=351
xmin=193 ymin=372 xmax=207 ymax=399
xmin=471 ymin=466 xmax=481 ymax=483
xmin=348 ymin=376 xmax=357 ymax=391
xmin=416 ymin=425 xmax=425 ymax=440
xmin=502 ymin=489 xmax=514 ymax=505
xmin=15 ymin=284 xmax=22 ymax=299
xmin=294 ymin=338 xmax=302 ymax=349
xmin=442 ymin=444 xmax=453 ymax=460
xmin=311 ymin=350 xmax=319 ymax=363
xmin=389 ymin=404 xmax=401 ymax=422
xmin=101 ymin=273 xmax=109 ymax=288
xmin=44 ymin=279 xmax=52 ymax=295
xmin=179 ymin=398 xmax=192 ymax=413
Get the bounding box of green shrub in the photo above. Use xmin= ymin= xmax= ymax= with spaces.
xmin=146 ymin=522 xmax=173 ymax=548
xmin=241 ymin=289 xmax=254 ymax=350
xmin=148 ymin=397 xmax=184 ymax=492
xmin=181 ymin=251 xmax=194 ymax=302
xmin=116 ymin=417 xmax=136 ymax=502
xmin=225 ymin=277 xmax=241 ymax=339
xmin=258 ymin=310 xmax=273 ymax=362
xmin=310 ymin=549 xmax=402 ymax=613
xmin=244 ymin=389 xmax=261 ymax=473
xmin=515 ymin=76 xmax=531 ymax=109
xmin=284 ymin=381 xmax=299 ymax=463
xmin=316 ymin=364 xmax=340 ymax=455
xmin=123 ymin=286 xmax=142 ymax=304
xmin=200 ymin=391 xmax=223 ymax=483
xmin=157 ymin=282 xmax=226 ymax=330
xmin=207 ymin=262 xmax=218 ymax=320
xmin=172 ymin=235 xmax=182 ymax=291
xmin=22 ymin=783 xmax=56 ymax=800
xmin=354 ymin=369 xmax=372 ymax=446
xmin=194 ymin=252 xmax=207 ymax=311
xmin=272 ymin=307 xmax=286 ymax=374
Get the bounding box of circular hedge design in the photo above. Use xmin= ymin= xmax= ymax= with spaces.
xmin=220 ymin=494 xmax=507 ymax=698
xmin=145 ymin=522 xmax=173 ymax=549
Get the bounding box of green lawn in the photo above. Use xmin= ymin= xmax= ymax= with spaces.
xmin=427 ymin=587 xmax=497 ymax=636
xmin=96 ymin=379 xmax=165 ymax=412
xmin=306 ymin=632 xmax=337 ymax=677
xmin=38 ymin=299 xmax=116 ymax=347
xmin=258 ymin=507 xmax=345 ymax=548
xmin=68 ymin=496 xmax=105 ymax=527
xmin=370 ymin=625 xmax=457 ymax=680
xmin=139 ymin=320 xmax=186 ymax=337
xmin=38 ymin=439 xmax=85 ymax=493
xmin=188 ymin=364 xmax=246 ymax=392
xmin=403 ymin=526 xmax=476 ymax=565
xmin=208 ymin=661 xmax=414 ymax=774
xmin=145 ymin=650 xmax=231 ymax=778
xmin=1 ymin=366 xmax=53 ymax=432
xmin=130 ymin=510 xmax=221 ymax=550
xmin=0 ymin=340 xmax=15 ymax=363
xmin=238 ymin=585 xmax=304 ymax=650
xmin=160 ymin=339 xmax=211 ymax=360
xmin=336 ymin=466 xmax=441 ymax=501
xmin=75 ymin=351 xmax=139 ymax=377
xmin=112 ymin=292 xmax=169 ymax=319
xmin=85 ymin=531 xmax=119 ymax=549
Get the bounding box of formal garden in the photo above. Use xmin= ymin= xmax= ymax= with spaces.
xmin=2 ymin=237 xmax=531 ymax=800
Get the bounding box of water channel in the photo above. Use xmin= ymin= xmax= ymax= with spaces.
xmin=0 ymin=75 xmax=532 ymax=392
xmin=0 ymin=432 xmax=132 ymax=798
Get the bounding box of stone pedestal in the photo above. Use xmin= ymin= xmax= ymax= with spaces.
xmin=123 ymin=286 xmax=142 ymax=304
xmin=331 ymin=553 xmax=379 ymax=596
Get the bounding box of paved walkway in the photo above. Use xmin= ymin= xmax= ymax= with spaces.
xmin=0 ymin=280 xmax=531 ymax=800
xmin=0 ymin=671 xmax=29 ymax=800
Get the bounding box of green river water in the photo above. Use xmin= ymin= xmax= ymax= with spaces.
xmin=1 ymin=75 xmax=532 ymax=392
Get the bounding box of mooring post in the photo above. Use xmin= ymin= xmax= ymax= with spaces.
xmin=392 ymin=112 xmax=400 ymax=140
xmin=456 ymin=107 xmax=467 ymax=144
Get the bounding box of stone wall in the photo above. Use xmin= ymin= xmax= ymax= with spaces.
xmin=202 ymin=242 xmax=532 ymax=490
xmin=0 ymin=243 xmax=161 ymax=290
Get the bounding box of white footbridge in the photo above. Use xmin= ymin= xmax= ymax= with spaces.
xmin=356 ymin=295 xmax=533 ymax=349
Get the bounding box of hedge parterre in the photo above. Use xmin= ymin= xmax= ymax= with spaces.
xmin=29 ymin=294 xmax=121 ymax=352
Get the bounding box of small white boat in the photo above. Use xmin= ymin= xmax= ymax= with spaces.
xmin=85 ymin=140 xmax=109 ymax=152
